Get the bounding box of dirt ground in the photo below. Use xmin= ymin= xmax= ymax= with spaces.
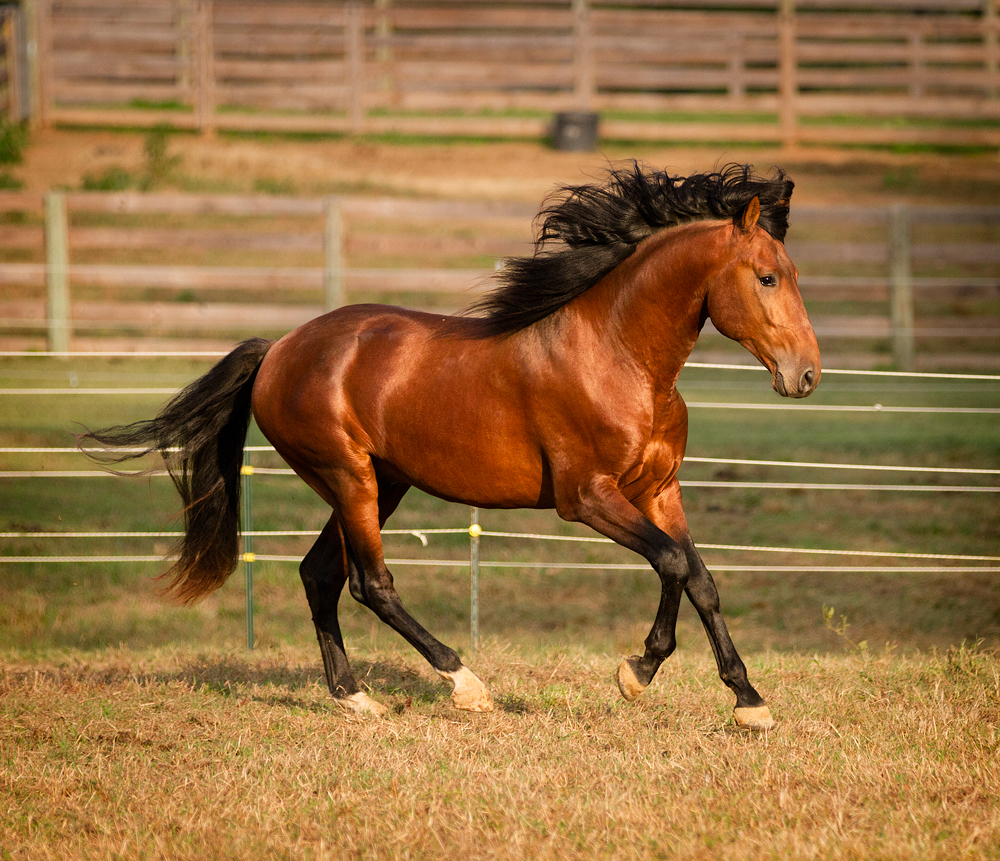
xmin=11 ymin=127 xmax=1000 ymax=207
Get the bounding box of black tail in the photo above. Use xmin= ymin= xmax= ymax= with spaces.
xmin=79 ymin=337 xmax=272 ymax=603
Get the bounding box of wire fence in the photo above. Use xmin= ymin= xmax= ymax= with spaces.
xmin=2 ymin=355 xmax=998 ymax=648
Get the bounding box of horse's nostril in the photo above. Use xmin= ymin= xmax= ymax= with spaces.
xmin=802 ymin=368 xmax=815 ymax=389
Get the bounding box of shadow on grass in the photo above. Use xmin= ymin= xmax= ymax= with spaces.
xmin=150 ymin=654 xmax=447 ymax=708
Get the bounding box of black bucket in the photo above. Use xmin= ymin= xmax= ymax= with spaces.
xmin=552 ymin=111 xmax=599 ymax=151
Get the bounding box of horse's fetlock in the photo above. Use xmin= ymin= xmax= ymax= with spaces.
xmin=644 ymin=632 xmax=676 ymax=662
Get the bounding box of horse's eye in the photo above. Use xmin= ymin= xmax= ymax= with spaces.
xmin=759 ymin=275 xmax=777 ymax=288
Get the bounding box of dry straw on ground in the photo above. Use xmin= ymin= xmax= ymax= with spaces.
xmin=2 ymin=643 xmax=998 ymax=860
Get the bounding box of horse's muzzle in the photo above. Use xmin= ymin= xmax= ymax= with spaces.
xmin=773 ymin=365 xmax=820 ymax=399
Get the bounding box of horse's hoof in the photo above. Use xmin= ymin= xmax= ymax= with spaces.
xmin=336 ymin=691 xmax=388 ymax=717
xmin=616 ymin=656 xmax=646 ymax=702
xmin=440 ymin=666 xmax=494 ymax=712
xmin=734 ymin=705 xmax=777 ymax=731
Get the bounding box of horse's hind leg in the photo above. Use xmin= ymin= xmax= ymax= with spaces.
xmin=300 ymin=516 xmax=386 ymax=716
xmin=329 ymin=466 xmax=493 ymax=712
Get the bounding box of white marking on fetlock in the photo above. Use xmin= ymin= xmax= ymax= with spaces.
xmin=336 ymin=691 xmax=388 ymax=717
xmin=438 ymin=666 xmax=493 ymax=712
xmin=734 ymin=705 xmax=777 ymax=731
xmin=616 ymin=658 xmax=646 ymax=702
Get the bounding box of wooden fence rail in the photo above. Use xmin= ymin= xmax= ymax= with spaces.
xmin=0 ymin=190 xmax=997 ymax=370
xmin=8 ymin=0 xmax=998 ymax=147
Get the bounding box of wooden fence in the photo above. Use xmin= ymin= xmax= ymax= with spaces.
xmin=0 ymin=190 xmax=997 ymax=370
xmin=11 ymin=0 xmax=999 ymax=147
xmin=0 ymin=5 xmax=22 ymax=119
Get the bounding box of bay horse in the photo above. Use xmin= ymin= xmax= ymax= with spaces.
xmin=83 ymin=163 xmax=820 ymax=729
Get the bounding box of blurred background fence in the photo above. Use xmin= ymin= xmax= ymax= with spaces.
xmin=0 ymin=190 xmax=997 ymax=371
xmin=0 ymin=0 xmax=997 ymax=147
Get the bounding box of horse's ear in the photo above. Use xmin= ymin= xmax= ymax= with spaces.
xmin=739 ymin=197 xmax=761 ymax=233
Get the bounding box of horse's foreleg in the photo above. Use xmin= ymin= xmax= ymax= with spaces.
xmin=682 ymin=541 xmax=776 ymax=730
xmin=616 ymin=564 xmax=689 ymax=703
xmin=564 ymin=478 xmax=690 ymax=703
xmin=625 ymin=483 xmax=775 ymax=728
xmin=300 ymin=517 xmax=386 ymax=716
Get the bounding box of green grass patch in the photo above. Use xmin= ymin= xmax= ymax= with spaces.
xmin=1 ymin=357 xmax=997 ymax=659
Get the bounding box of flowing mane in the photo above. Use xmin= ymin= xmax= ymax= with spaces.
xmin=467 ymin=162 xmax=794 ymax=335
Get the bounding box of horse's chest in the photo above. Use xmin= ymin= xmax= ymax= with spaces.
xmin=616 ymin=397 xmax=687 ymax=494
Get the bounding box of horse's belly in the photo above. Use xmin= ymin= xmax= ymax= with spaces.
xmin=375 ymin=416 xmax=553 ymax=510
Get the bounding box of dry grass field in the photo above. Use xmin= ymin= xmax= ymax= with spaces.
xmin=2 ymin=643 xmax=999 ymax=861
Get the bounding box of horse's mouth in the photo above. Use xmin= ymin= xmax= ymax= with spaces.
xmin=772 ymin=367 xmax=819 ymax=398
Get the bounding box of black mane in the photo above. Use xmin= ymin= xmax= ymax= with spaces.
xmin=466 ymin=162 xmax=793 ymax=335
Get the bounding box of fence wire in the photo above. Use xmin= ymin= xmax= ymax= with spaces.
xmin=2 ymin=360 xmax=997 ymax=647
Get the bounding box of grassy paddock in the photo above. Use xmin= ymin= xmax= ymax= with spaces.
xmin=2 ymin=355 xmax=999 ymax=857
xmin=2 ymin=644 xmax=999 ymax=860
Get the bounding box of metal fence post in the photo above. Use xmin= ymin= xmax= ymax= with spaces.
xmin=242 ymin=451 xmax=255 ymax=650
xmin=43 ymin=190 xmax=69 ymax=353
xmin=889 ymin=204 xmax=915 ymax=371
xmin=469 ymin=506 xmax=480 ymax=652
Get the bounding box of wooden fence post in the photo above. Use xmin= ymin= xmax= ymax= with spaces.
xmin=323 ymin=196 xmax=344 ymax=311
xmin=728 ymin=32 xmax=746 ymax=102
xmin=908 ymin=32 xmax=925 ymax=100
xmin=889 ymin=204 xmax=915 ymax=372
xmin=195 ymin=0 xmax=215 ymax=135
xmin=778 ymin=0 xmax=797 ymax=148
xmin=44 ymin=190 xmax=70 ymax=353
xmin=34 ymin=0 xmax=52 ymax=128
xmin=177 ymin=0 xmax=191 ymax=96
xmin=347 ymin=2 xmax=364 ymax=134
xmin=20 ymin=0 xmax=38 ymax=126
xmin=3 ymin=9 xmax=22 ymax=121
xmin=573 ymin=0 xmax=595 ymax=111
xmin=375 ymin=0 xmax=393 ymax=94
xmin=986 ymin=0 xmax=999 ymax=100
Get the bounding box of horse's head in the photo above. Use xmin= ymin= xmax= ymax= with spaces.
xmin=705 ymin=198 xmax=821 ymax=398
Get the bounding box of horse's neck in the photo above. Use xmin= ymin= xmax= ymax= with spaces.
xmin=579 ymin=222 xmax=722 ymax=385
